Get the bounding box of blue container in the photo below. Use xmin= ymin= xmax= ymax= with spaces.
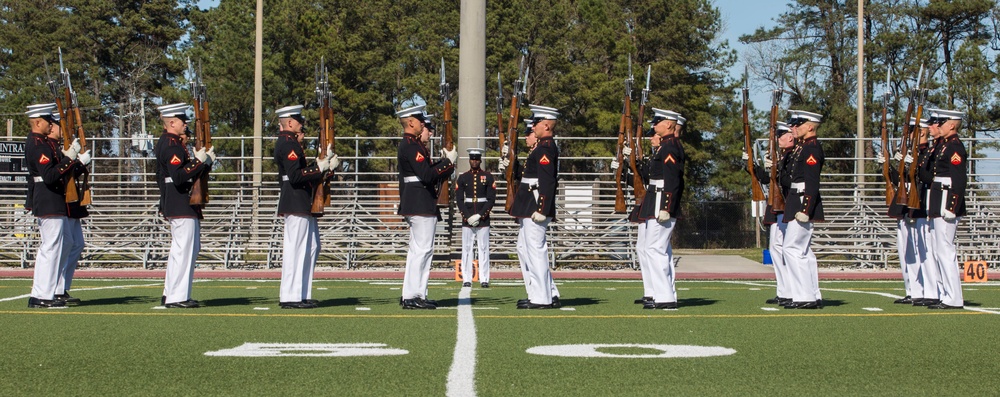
xmin=762 ymin=249 xmax=773 ymax=265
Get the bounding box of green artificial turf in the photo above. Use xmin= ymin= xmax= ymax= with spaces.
xmin=1 ymin=279 xmax=998 ymax=396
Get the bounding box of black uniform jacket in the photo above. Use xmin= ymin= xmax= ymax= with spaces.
xmin=887 ymin=144 xmax=929 ymax=219
xmin=638 ymin=135 xmax=684 ymax=221
xmin=925 ymin=135 xmax=967 ymax=218
xmin=510 ymin=136 xmax=558 ymax=219
xmin=154 ymin=132 xmax=207 ymax=219
xmin=750 ymin=148 xmax=793 ymax=225
xmin=456 ymin=168 xmax=496 ymax=227
xmin=783 ymin=137 xmax=824 ymax=222
xmin=623 ymin=156 xmax=651 ymax=224
xmin=275 ymin=132 xmax=324 ymax=217
xmin=25 ymin=133 xmax=77 ymax=217
xmin=397 ymin=133 xmax=454 ymax=217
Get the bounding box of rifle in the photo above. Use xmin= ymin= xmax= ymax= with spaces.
xmin=768 ymin=87 xmax=786 ymax=211
xmin=188 ymin=59 xmax=211 ymax=206
xmin=629 ymin=65 xmax=651 ymax=202
xmin=742 ymin=66 xmax=766 ymax=202
xmin=55 ymin=49 xmax=89 ymax=204
xmin=503 ymin=56 xmax=528 ymax=213
xmin=436 ymin=58 xmax=453 ymax=207
xmin=893 ymin=64 xmax=922 ymax=207
xmin=613 ymin=57 xmax=634 ymax=214
xmin=879 ymin=68 xmax=895 ymax=206
xmin=311 ymin=57 xmax=335 ymax=215
xmin=495 ymin=72 xmax=506 ymax=156
xmin=906 ymin=67 xmax=928 ymax=209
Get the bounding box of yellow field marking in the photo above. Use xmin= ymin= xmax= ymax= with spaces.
xmin=0 ymin=310 xmax=454 ymax=319
xmin=476 ymin=312 xmax=986 ymax=319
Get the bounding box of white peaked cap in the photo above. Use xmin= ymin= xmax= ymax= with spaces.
xmin=934 ymin=109 xmax=965 ymax=121
xmin=276 ymin=105 xmax=304 ymax=118
xmin=25 ymin=103 xmax=57 ymax=118
xmin=157 ymin=103 xmax=193 ymax=120
xmin=790 ymin=109 xmax=823 ymax=123
xmin=528 ymin=104 xmax=560 ymax=120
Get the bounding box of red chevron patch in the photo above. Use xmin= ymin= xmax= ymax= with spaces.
xmin=806 ymin=155 xmax=818 ymax=166
xmin=415 ymin=152 xmax=425 ymax=162
xmin=39 ymin=154 xmax=50 ymax=165
xmin=287 ymin=151 xmax=298 ymax=161
xmin=664 ymin=154 xmax=676 ymax=164
xmin=539 ymin=155 xmax=550 ymax=165
xmin=170 ymin=155 xmax=182 ymax=165
xmin=950 ymin=153 xmax=962 ymax=165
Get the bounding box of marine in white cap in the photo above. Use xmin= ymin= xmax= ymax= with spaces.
xmin=396 ymin=104 xmax=456 ymax=309
xmin=153 ymin=102 xmax=214 ymax=308
xmin=510 ymin=104 xmax=561 ymax=309
xmin=273 ymin=105 xmax=337 ymax=309
xmin=456 ymin=146 xmax=496 ymax=288
xmin=782 ymin=109 xmax=825 ymax=309
xmin=919 ymin=108 xmax=967 ymax=309
xmin=631 ymin=108 xmax=684 ymax=309
xmin=23 ymin=103 xmax=87 ymax=308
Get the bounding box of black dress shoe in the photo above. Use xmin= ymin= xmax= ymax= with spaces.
xmin=55 ymin=293 xmax=81 ymax=304
xmin=304 ymin=299 xmax=319 ymax=305
xmin=165 ymin=300 xmax=201 ymax=308
xmin=481 ymin=282 xmax=489 ymax=288
xmin=635 ymin=296 xmax=653 ymax=304
xmin=517 ymin=298 xmax=530 ymax=306
xmin=914 ymin=299 xmax=940 ymax=307
xmin=462 ymin=282 xmax=472 ymax=287
xmin=783 ymin=301 xmax=802 ymax=309
xmin=517 ymin=302 xmax=553 ymax=309
xmin=765 ymin=296 xmax=781 ymax=304
xmin=643 ymin=301 xmax=678 ymax=309
xmin=280 ymin=301 xmax=317 ymax=309
xmin=795 ymin=301 xmax=821 ymax=309
xmin=893 ymin=296 xmax=913 ymax=304
xmin=402 ymin=298 xmax=436 ymax=310
xmin=778 ymin=298 xmax=793 ymax=307
xmin=161 ymin=296 xmax=166 ymax=305
xmin=927 ymin=303 xmax=963 ymax=309
xmin=28 ymin=297 xmax=66 ymax=308
xmin=424 ymin=299 xmax=438 ymax=306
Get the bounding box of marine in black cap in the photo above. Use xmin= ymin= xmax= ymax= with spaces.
xmin=922 ymin=108 xmax=967 ymax=309
xmin=782 ymin=110 xmax=825 ymax=309
xmin=456 ymin=147 xmax=496 ymax=288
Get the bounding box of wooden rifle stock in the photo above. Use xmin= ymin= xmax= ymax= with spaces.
xmin=893 ymin=99 xmax=914 ymax=206
xmin=55 ymin=94 xmax=80 ymax=204
xmin=879 ymin=103 xmax=895 ymax=206
xmin=189 ymin=97 xmax=211 ymax=206
xmin=436 ymin=97 xmax=453 ymax=207
xmin=613 ymin=100 xmax=628 ymax=214
xmin=905 ymin=105 xmax=923 ymax=209
xmin=630 ymin=101 xmax=646 ymax=201
xmin=310 ymin=96 xmax=334 ymax=215
xmin=72 ymin=105 xmax=92 ymax=205
xmin=503 ymin=98 xmax=521 ymax=213
xmin=767 ymin=99 xmax=785 ymax=211
xmin=743 ymin=89 xmax=766 ymax=202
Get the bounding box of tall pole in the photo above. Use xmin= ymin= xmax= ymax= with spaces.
xmin=457 ymin=0 xmax=486 ymax=174
xmin=855 ymin=0 xmax=865 ymax=197
xmin=252 ymin=0 xmax=263 ymax=227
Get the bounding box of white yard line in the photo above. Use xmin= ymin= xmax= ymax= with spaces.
xmin=445 ymin=286 xmax=477 ymax=397
xmin=0 ymin=282 xmax=163 ymax=303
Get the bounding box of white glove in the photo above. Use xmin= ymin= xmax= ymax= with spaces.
xmin=62 ymin=146 xmax=79 ymax=161
xmin=610 ymin=159 xmax=620 ymax=171
xmin=498 ymin=157 xmax=510 ymax=172
xmin=892 ymin=151 xmax=903 ymax=162
xmin=500 ymin=144 xmax=509 ymax=158
xmin=622 ymin=145 xmax=632 ymax=156
xmin=657 ymin=210 xmax=671 ymax=222
xmin=876 ymin=153 xmax=886 ymax=164
xmin=943 ymin=209 xmax=957 ymax=221
xmin=442 ymin=147 xmax=458 ymax=164
xmin=795 ymin=212 xmax=809 ymax=222
xmin=531 ymin=212 xmax=547 ymax=223
xmin=468 ymin=214 xmax=481 ymax=226
xmin=327 ymin=154 xmax=340 ymax=171
xmin=204 ymin=147 xmax=216 ymax=166
xmin=326 ymin=143 xmax=333 ymax=157
xmin=194 ymin=147 xmax=208 ymax=163
xmin=763 ymin=157 xmax=773 ymax=168
xmin=70 ymin=138 xmax=82 ymax=153
xmin=78 ymin=151 xmax=91 ymax=166
xmin=903 ymin=154 xmax=914 ymax=164
xmin=741 ymin=151 xmax=749 ymax=161
xmin=317 ymin=156 xmax=330 ymax=172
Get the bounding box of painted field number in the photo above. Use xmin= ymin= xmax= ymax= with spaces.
xmin=962 ymin=261 xmax=988 ymax=282
xmin=205 ymin=343 xmax=408 ymax=357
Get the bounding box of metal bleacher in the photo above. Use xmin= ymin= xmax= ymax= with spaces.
xmin=1 ymin=134 xmax=997 ymax=270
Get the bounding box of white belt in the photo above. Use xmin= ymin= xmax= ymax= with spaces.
xmin=520 ymin=178 xmax=540 ymax=203
xmin=648 ymin=179 xmax=664 ymax=188
xmin=164 ymin=177 xmax=173 ymax=183
xmin=791 ymin=182 xmax=805 ymax=190
xmin=520 ymin=178 xmax=538 ymax=185
xmin=464 ymin=198 xmax=480 ymax=203
xmin=281 ymin=175 xmax=289 ymax=181
xmin=33 ymin=176 xmax=43 ymax=182
xmin=933 ymin=177 xmax=951 ymax=184
xmin=403 ymin=176 xmax=421 ymax=183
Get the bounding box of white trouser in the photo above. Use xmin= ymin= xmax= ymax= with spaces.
xmin=769 ymin=214 xmax=789 ymax=298
xmin=916 ymin=219 xmax=940 ymax=300
xmin=643 ymin=218 xmax=677 ymax=303
xmin=517 ymin=217 xmax=554 ymax=304
xmin=783 ymin=219 xmax=821 ymax=302
xmin=516 ymin=223 xmax=559 ymax=299
xmin=31 ymin=216 xmax=68 ymax=300
xmin=281 ymin=214 xmax=319 ymax=302
xmin=461 ymin=225 xmax=490 ymax=283
xmin=930 ymin=217 xmax=963 ymax=306
xmin=164 ymin=218 xmax=199 ymax=304
xmin=636 ymin=221 xmax=653 ymax=297
xmin=897 ymin=218 xmax=926 ymax=299
xmin=57 ymin=218 xmax=85 ymax=294
xmin=403 ymin=216 xmax=437 ymax=300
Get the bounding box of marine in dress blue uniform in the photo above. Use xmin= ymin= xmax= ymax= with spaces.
xmin=274 ymin=105 xmax=337 ymax=309
xmin=614 ymin=131 xmax=656 ymax=304
xmin=782 ymin=110 xmax=825 ymax=309
xmin=397 ymin=105 xmax=456 ymax=309
xmin=746 ymin=121 xmax=794 ymax=306
xmin=154 ymin=103 xmax=214 ymax=308
xmin=510 ymin=105 xmax=560 ymax=309
xmin=24 ymin=104 xmax=89 ymax=308
xmin=456 ymin=148 xmax=496 ymax=287
xmin=922 ymin=109 xmax=967 ymax=309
